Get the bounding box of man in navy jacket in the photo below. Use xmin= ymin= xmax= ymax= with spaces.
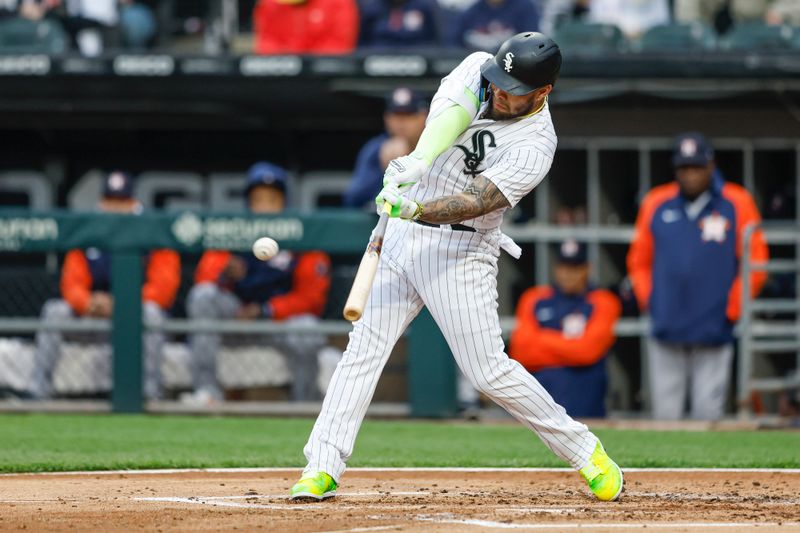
xmin=447 ymin=0 xmax=540 ymax=52
xmin=343 ymin=88 xmax=428 ymax=208
xmin=628 ymin=132 xmax=769 ymax=420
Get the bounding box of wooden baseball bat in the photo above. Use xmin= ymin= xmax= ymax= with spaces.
xmin=343 ymin=205 xmax=391 ymax=322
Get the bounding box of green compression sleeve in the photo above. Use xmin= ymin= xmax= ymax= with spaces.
xmin=411 ymin=95 xmax=476 ymax=166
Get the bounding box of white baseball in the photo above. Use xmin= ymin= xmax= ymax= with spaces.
xmin=252 ymin=237 xmax=279 ymax=261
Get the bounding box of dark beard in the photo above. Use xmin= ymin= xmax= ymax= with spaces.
xmin=480 ymin=96 xmax=538 ymax=121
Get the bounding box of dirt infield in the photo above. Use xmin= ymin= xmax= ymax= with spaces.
xmin=1 ymin=469 xmax=799 ymax=532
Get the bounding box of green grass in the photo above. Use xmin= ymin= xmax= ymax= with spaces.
xmin=1 ymin=414 xmax=798 ymax=473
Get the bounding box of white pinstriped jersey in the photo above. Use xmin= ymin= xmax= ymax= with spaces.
xmin=408 ymin=51 xmax=558 ymax=230
xmin=301 ymin=49 xmax=599 ymax=484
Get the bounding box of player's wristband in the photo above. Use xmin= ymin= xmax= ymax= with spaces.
xmin=411 ymin=202 xmax=424 ymax=221
xmin=262 ymin=302 xmax=273 ymax=319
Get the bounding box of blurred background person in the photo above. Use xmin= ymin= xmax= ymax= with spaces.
xmin=184 ymin=162 xmax=333 ymax=405
xmin=252 ymin=0 xmax=358 ymax=55
xmin=587 ymin=0 xmax=670 ymax=39
xmin=674 ymin=0 xmax=800 ymax=30
xmin=446 ymin=0 xmax=540 ymax=52
xmin=763 ymin=0 xmax=800 ymax=25
xmin=31 ymin=171 xmax=180 ymax=401
xmin=117 ymin=0 xmax=157 ymax=49
xmin=539 ymin=0 xmax=590 ymax=35
xmin=14 ymin=0 xmax=155 ymax=54
xmin=509 ymin=240 xmax=621 ymax=418
xmin=358 ymin=0 xmax=441 ymax=48
xmin=627 ymin=132 xmax=769 ymax=420
xmin=343 ymin=87 xmax=428 ymax=209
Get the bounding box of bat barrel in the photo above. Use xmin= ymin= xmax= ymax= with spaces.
xmin=342 ymin=213 xmax=389 ymax=322
xmin=342 ymin=248 xmax=380 ymax=321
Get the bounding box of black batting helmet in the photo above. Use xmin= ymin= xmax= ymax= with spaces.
xmin=480 ymin=32 xmax=562 ymax=96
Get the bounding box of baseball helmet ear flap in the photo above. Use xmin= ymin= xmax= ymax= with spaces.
xmin=480 ymin=32 xmax=562 ymax=96
xmin=479 ymin=75 xmax=491 ymax=102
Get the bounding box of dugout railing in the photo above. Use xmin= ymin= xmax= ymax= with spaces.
xmin=0 ymin=211 xmax=795 ymax=418
xmin=0 ymin=210 xmax=465 ymax=416
xmin=738 ymin=222 xmax=800 ymax=416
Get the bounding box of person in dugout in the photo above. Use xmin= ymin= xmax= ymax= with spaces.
xmin=627 ymin=132 xmax=768 ymax=420
xmin=509 ymin=240 xmax=621 ymax=418
xmin=32 ymin=171 xmax=180 ymax=401
xmin=184 ymin=162 xmax=332 ymax=405
xmin=343 ymin=87 xmax=429 ymax=209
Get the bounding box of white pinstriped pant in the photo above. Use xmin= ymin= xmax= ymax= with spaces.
xmin=303 ymin=219 xmax=597 ymax=481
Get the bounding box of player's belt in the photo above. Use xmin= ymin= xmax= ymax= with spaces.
xmin=414 ymin=220 xmax=476 ymax=233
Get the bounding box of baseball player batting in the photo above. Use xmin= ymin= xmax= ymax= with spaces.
xmin=291 ymin=32 xmax=623 ymax=502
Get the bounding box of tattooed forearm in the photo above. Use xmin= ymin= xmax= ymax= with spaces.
xmin=419 ymin=195 xmax=477 ymax=224
xmin=419 ymin=174 xmax=510 ymax=224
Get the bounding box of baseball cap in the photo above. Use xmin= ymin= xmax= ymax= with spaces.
xmin=102 ymin=171 xmax=134 ymax=199
xmin=672 ymin=132 xmax=714 ymax=167
xmin=385 ymin=87 xmax=428 ymax=114
xmin=556 ymin=240 xmax=588 ymax=265
xmin=245 ymin=161 xmax=288 ymax=195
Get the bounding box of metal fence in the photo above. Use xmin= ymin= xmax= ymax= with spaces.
xmin=0 ymin=212 xmax=797 ymax=418
xmin=738 ymin=223 xmax=800 ymax=416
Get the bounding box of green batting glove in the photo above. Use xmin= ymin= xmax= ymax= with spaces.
xmin=376 ymin=185 xmax=423 ymax=220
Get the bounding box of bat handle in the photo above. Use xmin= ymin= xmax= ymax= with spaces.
xmin=373 ymin=202 xmax=391 ymax=237
xmin=375 ymin=213 xmax=389 ymax=236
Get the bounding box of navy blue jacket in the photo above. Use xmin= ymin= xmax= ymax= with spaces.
xmin=628 ymin=173 xmax=768 ymax=345
xmin=195 ymin=249 xmax=331 ymax=320
xmin=359 ymin=0 xmax=440 ymax=48
xmin=343 ymin=133 xmax=387 ymax=208
xmin=447 ymin=0 xmax=540 ymax=51
xmin=232 ymin=253 xmax=295 ymax=304
xmin=510 ymin=285 xmax=621 ymax=418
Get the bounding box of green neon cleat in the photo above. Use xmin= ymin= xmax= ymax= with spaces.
xmin=290 ymin=471 xmax=338 ymax=501
xmin=579 ymin=441 xmax=624 ymax=501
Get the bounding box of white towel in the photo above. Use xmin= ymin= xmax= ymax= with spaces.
xmin=499 ymin=232 xmax=522 ymax=259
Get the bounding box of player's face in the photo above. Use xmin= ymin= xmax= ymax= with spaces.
xmin=248 ymin=185 xmax=285 ymax=214
xmin=488 ymin=84 xmax=550 ymax=120
xmin=99 ymin=197 xmax=138 ymax=213
xmin=676 ymin=162 xmax=713 ymax=200
xmin=554 ymin=263 xmax=589 ymax=295
xmin=384 ymin=111 xmax=427 ymax=144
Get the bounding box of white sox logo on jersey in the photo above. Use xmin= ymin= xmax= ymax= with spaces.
xmin=454 ymin=129 xmax=496 ymax=176
xmin=503 ymin=52 xmax=514 ymax=72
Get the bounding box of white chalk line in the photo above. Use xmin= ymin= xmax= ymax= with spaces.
xmin=133 ymin=488 xmax=800 ymax=510
xmin=319 ymin=517 xmax=800 ymax=533
xmin=132 ymin=496 xmax=800 ymax=532
xmin=134 ymin=496 xmax=445 ymax=512
xmin=3 ymin=466 xmax=800 ymax=476
xmin=314 ymin=527 xmax=401 ymax=533
xmin=136 ymin=497 xmax=280 ymax=510
xmin=138 ymin=491 xmax=428 ymax=501
xmin=634 ymin=491 xmax=800 ymax=504
xmin=415 ymin=517 xmax=800 ymax=529
xmin=496 ymin=508 xmax=579 ymax=515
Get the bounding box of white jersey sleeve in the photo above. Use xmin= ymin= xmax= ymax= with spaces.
xmin=427 ymin=51 xmax=492 ymax=121
xmin=482 ymin=143 xmax=554 ymax=209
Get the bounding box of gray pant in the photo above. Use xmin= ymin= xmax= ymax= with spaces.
xmin=32 ymin=298 xmax=166 ymax=400
xmin=647 ymin=338 xmax=734 ymax=420
xmin=186 ymin=282 xmax=325 ymax=401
